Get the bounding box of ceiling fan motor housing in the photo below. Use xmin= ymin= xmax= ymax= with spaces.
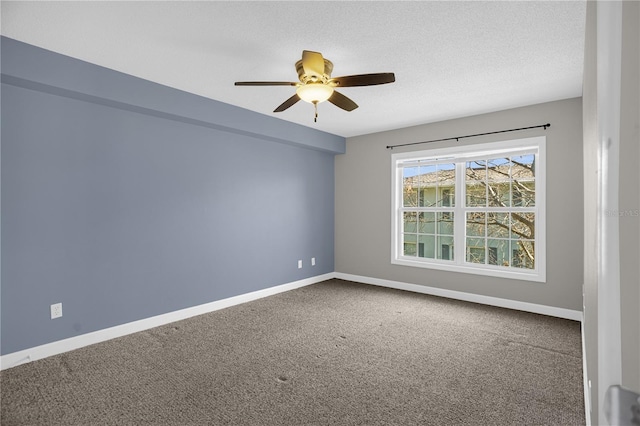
xmin=295 ymin=58 xmax=334 ymax=84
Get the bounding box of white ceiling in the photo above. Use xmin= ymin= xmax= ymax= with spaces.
xmin=1 ymin=1 xmax=586 ymax=138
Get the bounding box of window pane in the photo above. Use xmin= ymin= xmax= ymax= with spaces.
xmin=418 ymin=212 xmax=435 ymax=234
xmin=437 ymin=212 xmax=454 ymax=235
xmin=487 ymin=212 xmax=510 ymax=238
xmin=418 ymin=235 xmax=435 ymax=259
xmin=403 ymin=234 xmax=417 ymax=256
xmin=466 ymin=212 xmax=485 ymax=237
xmin=466 ymin=238 xmax=486 ymax=264
xmin=419 ymin=165 xmax=437 ymax=207
xmin=418 ymin=189 xmax=425 ymax=207
xmin=438 ymin=236 xmax=454 ymax=260
xmin=437 ymin=164 xmax=456 ymax=207
xmin=418 ymin=165 xmax=437 ymax=207
xmin=511 ymin=155 xmax=535 ymax=207
xmin=487 ymin=157 xmax=511 ymax=207
xmin=511 ymin=212 xmax=535 ymax=239
xmin=466 ymin=160 xmax=486 ymax=206
xmin=487 ymin=239 xmax=510 ymax=266
xmin=403 ymin=167 xmax=419 ymax=207
xmin=440 ymin=188 xmax=454 ymax=208
xmin=511 ymin=240 xmax=535 ymax=269
xmin=403 ymin=211 xmax=417 ymax=233
xmin=421 ymin=188 xmax=437 ymax=207
xmin=513 ymin=181 xmax=535 ymax=207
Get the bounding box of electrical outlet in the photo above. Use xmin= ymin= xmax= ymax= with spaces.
xmin=50 ymin=303 xmax=62 ymax=319
xmin=298 ymin=260 xmax=303 ymax=269
xmin=311 ymin=257 xmax=316 ymax=266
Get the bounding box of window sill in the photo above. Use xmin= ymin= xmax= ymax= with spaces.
xmin=391 ymin=257 xmax=546 ymax=283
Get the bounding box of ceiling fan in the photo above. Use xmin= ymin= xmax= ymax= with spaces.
xmin=235 ymin=50 xmax=395 ymax=122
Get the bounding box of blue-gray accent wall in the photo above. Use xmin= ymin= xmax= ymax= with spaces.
xmin=1 ymin=37 xmax=345 ymax=355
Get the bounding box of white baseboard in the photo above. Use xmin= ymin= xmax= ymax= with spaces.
xmin=0 ymin=273 xmax=334 ymax=371
xmin=1 ymin=271 xmax=583 ymax=370
xmin=335 ymin=272 xmax=583 ymax=321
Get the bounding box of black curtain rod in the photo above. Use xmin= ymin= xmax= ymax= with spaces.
xmin=386 ymin=123 xmax=551 ymax=150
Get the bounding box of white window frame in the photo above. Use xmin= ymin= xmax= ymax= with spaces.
xmin=391 ymin=136 xmax=546 ymax=282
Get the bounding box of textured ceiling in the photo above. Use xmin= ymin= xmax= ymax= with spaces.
xmin=1 ymin=1 xmax=586 ymax=138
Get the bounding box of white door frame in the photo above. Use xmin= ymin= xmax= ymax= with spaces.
xmin=596 ymin=2 xmax=623 ymax=425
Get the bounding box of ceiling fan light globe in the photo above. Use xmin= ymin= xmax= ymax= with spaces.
xmin=296 ymin=84 xmax=334 ymax=104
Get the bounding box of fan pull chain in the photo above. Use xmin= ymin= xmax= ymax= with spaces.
xmin=313 ymin=101 xmax=318 ymax=122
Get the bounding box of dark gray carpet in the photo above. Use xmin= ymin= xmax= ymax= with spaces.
xmin=1 ymin=279 xmax=585 ymax=425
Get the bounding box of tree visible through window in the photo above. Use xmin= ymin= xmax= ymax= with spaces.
xmin=391 ymin=137 xmax=545 ymax=282
xmin=464 ymin=154 xmax=536 ymax=270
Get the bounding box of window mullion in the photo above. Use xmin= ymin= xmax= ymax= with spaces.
xmin=454 ymin=162 xmax=466 ymax=265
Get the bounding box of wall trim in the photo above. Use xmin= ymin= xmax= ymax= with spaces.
xmin=335 ymin=272 xmax=583 ymax=321
xmin=0 ymin=273 xmax=334 ymax=371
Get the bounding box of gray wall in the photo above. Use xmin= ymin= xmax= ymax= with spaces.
xmin=335 ymin=98 xmax=583 ymax=311
xmin=1 ymin=37 xmax=344 ymax=355
xmin=618 ymin=0 xmax=640 ymax=394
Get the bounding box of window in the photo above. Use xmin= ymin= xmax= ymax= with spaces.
xmin=391 ymin=137 xmax=545 ymax=282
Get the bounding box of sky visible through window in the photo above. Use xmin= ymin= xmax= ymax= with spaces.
xmin=402 ymin=155 xmax=534 ymax=178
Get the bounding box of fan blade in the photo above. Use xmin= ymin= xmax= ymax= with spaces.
xmin=330 ymin=73 xmax=395 ymax=87
xmin=302 ymin=50 xmax=325 ymax=76
xmin=328 ymin=91 xmax=358 ymax=111
xmin=235 ymin=81 xmax=298 ymax=86
xmin=274 ymin=94 xmax=301 ymax=112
